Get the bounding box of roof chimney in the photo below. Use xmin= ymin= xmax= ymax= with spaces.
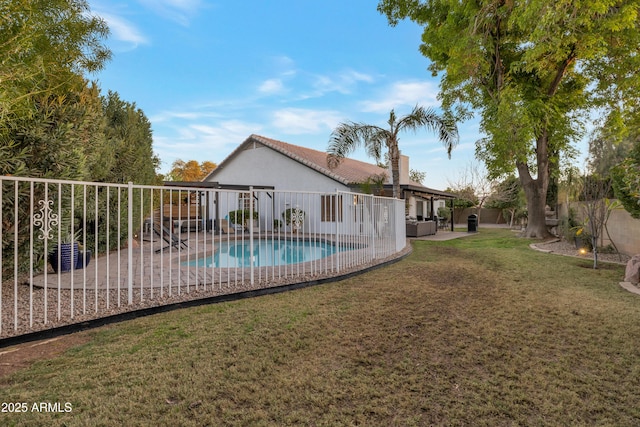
xmin=399 ymin=154 xmax=410 ymax=185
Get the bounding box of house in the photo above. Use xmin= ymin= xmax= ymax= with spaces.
xmin=202 ymin=134 xmax=454 ymax=234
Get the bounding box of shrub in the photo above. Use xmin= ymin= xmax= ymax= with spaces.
xmin=228 ymin=209 xmax=258 ymax=226
xmin=558 ymin=207 xmax=580 ymax=242
xmin=437 ymin=207 xmax=451 ymax=221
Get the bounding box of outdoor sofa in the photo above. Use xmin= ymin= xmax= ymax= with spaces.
xmin=406 ymin=220 xmax=437 ymax=237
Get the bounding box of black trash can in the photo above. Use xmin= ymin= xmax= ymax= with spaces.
xmin=467 ymin=214 xmax=478 ymax=233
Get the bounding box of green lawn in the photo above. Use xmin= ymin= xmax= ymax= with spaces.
xmin=2 ymin=229 xmax=639 ymax=426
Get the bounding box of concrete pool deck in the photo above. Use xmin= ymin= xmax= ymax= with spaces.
xmin=28 ymin=231 xmax=398 ymax=290
xmin=29 ymin=225 xmax=508 ymax=291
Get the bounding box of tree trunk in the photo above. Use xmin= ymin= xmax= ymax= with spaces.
xmin=521 ymin=178 xmax=551 ymax=238
xmin=389 ymin=141 xmax=401 ymax=199
xmin=517 ymin=130 xmax=552 ymax=239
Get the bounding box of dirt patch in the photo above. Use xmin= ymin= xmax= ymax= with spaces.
xmin=431 ymin=246 xmax=465 ymax=256
xmin=0 ymin=333 xmax=90 ymax=380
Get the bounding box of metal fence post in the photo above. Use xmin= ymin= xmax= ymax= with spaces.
xmin=249 ymin=186 xmax=254 ymax=285
xmin=371 ymin=195 xmax=375 ymax=261
xmin=335 ymin=189 xmax=340 ymax=273
xmin=128 ymin=182 xmax=133 ymax=305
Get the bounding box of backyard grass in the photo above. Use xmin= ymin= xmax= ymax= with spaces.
xmin=1 ymin=228 xmax=639 ymax=426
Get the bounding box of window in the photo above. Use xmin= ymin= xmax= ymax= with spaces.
xmin=321 ymin=195 xmax=343 ymax=222
xmin=238 ymin=192 xmax=254 ymax=210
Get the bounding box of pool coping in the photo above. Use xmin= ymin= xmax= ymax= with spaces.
xmin=179 ymin=235 xmax=366 ymax=267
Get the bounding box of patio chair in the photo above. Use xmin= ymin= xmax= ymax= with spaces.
xmin=220 ymin=219 xmax=234 ymax=234
xmin=153 ymin=223 xmax=189 ymax=253
xmin=438 ymin=219 xmax=450 ymax=230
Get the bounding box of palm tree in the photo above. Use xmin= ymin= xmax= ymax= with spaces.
xmin=327 ymin=105 xmax=459 ymax=199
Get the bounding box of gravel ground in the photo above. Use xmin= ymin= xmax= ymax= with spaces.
xmin=533 ymin=238 xmax=631 ymax=265
xmin=1 ymin=242 xmax=413 ymax=341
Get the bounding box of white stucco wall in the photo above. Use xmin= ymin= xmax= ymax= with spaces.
xmin=407 ymin=197 xmax=442 ymax=220
xmin=213 ymin=189 xmax=393 ymax=236
xmin=207 ymin=144 xmax=349 ymax=192
xmin=213 ymin=189 xmax=342 ymax=234
xmin=206 ymin=144 xmax=354 ymax=234
xmin=204 ymin=143 xmax=407 ymax=250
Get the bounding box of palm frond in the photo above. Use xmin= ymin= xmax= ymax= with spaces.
xmin=388 ymin=109 xmax=396 ymax=128
xmin=326 ymin=122 xmax=388 ymax=169
xmin=397 ymin=105 xmax=459 ymax=158
xmin=327 ymin=104 xmax=460 ymax=199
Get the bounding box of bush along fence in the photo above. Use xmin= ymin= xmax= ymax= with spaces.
xmin=0 ymin=176 xmax=406 ymax=338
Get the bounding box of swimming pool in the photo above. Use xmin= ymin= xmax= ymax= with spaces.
xmin=183 ymin=238 xmax=349 ymax=268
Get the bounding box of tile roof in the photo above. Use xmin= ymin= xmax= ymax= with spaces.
xmin=206 ymin=134 xmax=454 ymax=197
xmin=249 ymin=134 xmax=389 ymax=186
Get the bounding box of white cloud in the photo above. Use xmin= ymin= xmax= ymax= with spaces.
xmin=312 ymin=75 xmax=336 ymax=93
xmin=150 ymin=110 xmax=223 ymax=123
xmin=309 ymin=69 xmax=375 ymax=96
xmin=272 ymin=55 xmax=297 ymax=76
xmin=189 ymin=120 xmax=259 ymax=142
xmin=137 ymin=0 xmax=205 ymax=26
xmin=98 ymin=12 xmax=149 ymax=49
xmin=153 ymin=119 xmax=262 ymax=170
xmin=258 ymin=79 xmax=285 ymax=95
xmin=342 ymin=70 xmax=375 ymax=84
xmin=164 ymin=120 xmax=261 ymax=148
xmin=272 ymin=108 xmax=342 ymax=134
xmin=361 ymin=80 xmax=440 ymax=113
xmin=255 ymin=61 xmax=373 ymax=102
xmin=254 ymin=56 xmax=299 ymax=97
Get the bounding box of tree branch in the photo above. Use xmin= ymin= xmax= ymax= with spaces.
xmin=547 ymin=47 xmax=576 ymax=97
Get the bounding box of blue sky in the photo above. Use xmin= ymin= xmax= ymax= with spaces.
xmin=87 ymin=0 xmax=485 ymax=190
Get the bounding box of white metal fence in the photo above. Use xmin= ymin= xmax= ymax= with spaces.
xmin=0 ymin=176 xmax=406 ymax=338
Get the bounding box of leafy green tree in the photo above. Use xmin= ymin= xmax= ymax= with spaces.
xmin=88 ymin=92 xmax=160 ymax=253
xmin=601 ymin=112 xmax=640 ymax=219
xmin=1 ymin=78 xmax=107 ymax=278
xmin=0 ymin=140 xmax=28 ymax=175
xmin=588 ymin=129 xmax=634 ymax=178
xmin=0 ymin=2 xmax=168 ymax=275
xmin=612 ymin=139 xmax=640 ymax=219
xmin=409 ymin=169 xmax=426 ymax=184
xmin=8 ymin=79 xmax=110 ymax=180
xmin=378 ymin=0 xmax=640 ymax=238
xmin=445 ymin=186 xmax=477 ymax=209
xmin=0 ymin=0 xmax=110 ymax=178
xmin=0 ymin=0 xmax=110 ymax=125
xmin=444 ymin=185 xmax=476 ymax=223
xmin=327 ymin=105 xmax=458 ymax=199
xmin=101 ymin=91 xmax=160 ymax=185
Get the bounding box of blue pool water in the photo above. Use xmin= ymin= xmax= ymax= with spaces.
xmin=183 ymin=238 xmax=347 ymax=268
